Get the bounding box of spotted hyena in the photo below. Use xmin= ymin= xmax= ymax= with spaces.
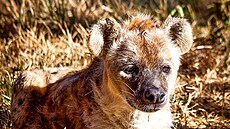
xmin=11 ymin=13 xmax=193 ymax=129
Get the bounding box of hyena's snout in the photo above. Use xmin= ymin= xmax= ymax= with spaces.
xmin=141 ymin=86 xmax=166 ymax=105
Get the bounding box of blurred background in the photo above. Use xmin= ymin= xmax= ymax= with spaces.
xmin=0 ymin=0 xmax=229 ymax=128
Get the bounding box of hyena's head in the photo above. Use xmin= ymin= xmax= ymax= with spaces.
xmin=89 ymin=14 xmax=193 ymax=112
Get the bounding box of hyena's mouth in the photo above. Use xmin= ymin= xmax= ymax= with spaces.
xmin=127 ymin=98 xmax=167 ymax=112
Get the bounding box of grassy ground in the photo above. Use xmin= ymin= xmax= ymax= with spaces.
xmin=0 ymin=0 xmax=229 ymax=128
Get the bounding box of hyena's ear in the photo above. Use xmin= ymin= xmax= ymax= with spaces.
xmin=88 ymin=18 xmax=121 ymax=57
xmin=163 ymin=16 xmax=193 ymax=55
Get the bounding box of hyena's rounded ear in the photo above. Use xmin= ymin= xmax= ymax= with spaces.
xmin=163 ymin=16 xmax=193 ymax=55
xmin=88 ymin=18 xmax=121 ymax=57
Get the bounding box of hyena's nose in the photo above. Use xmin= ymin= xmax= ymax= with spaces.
xmin=143 ymin=87 xmax=165 ymax=104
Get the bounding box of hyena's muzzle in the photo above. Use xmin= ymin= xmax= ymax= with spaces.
xmin=124 ymin=68 xmax=169 ymax=113
xmin=135 ymin=84 xmax=167 ymax=112
xmin=139 ymin=85 xmax=166 ymax=106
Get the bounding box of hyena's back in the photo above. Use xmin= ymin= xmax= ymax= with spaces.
xmin=11 ymin=68 xmax=73 ymax=128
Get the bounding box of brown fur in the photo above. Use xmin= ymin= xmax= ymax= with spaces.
xmin=11 ymin=13 xmax=193 ymax=129
xmin=126 ymin=14 xmax=155 ymax=31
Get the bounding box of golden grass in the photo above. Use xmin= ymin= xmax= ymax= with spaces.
xmin=0 ymin=0 xmax=229 ymax=128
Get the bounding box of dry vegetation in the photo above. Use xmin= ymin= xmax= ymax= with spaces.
xmin=0 ymin=0 xmax=229 ymax=128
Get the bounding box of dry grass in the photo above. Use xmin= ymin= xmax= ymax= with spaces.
xmin=0 ymin=0 xmax=229 ymax=128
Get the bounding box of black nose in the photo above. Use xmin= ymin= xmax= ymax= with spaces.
xmin=143 ymin=87 xmax=165 ymax=104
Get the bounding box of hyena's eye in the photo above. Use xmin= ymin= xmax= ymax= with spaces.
xmin=123 ymin=64 xmax=139 ymax=75
xmin=162 ymin=65 xmax=171 ymax=74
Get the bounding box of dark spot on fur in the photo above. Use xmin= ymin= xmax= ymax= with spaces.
xmin=18 ymin=98 xmax=24 ymax=106
xmin=12 ymin=108 xmax=16 ymax=113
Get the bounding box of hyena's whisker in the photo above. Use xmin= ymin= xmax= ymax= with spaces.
xmin=121 ymin=90 xmax=135 ymax=97
xmin=117 ymin=79 xmax=135 ymax=93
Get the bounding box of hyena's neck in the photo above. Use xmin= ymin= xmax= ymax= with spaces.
xmin=88 ymin=59 xmax=133 ymax=128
